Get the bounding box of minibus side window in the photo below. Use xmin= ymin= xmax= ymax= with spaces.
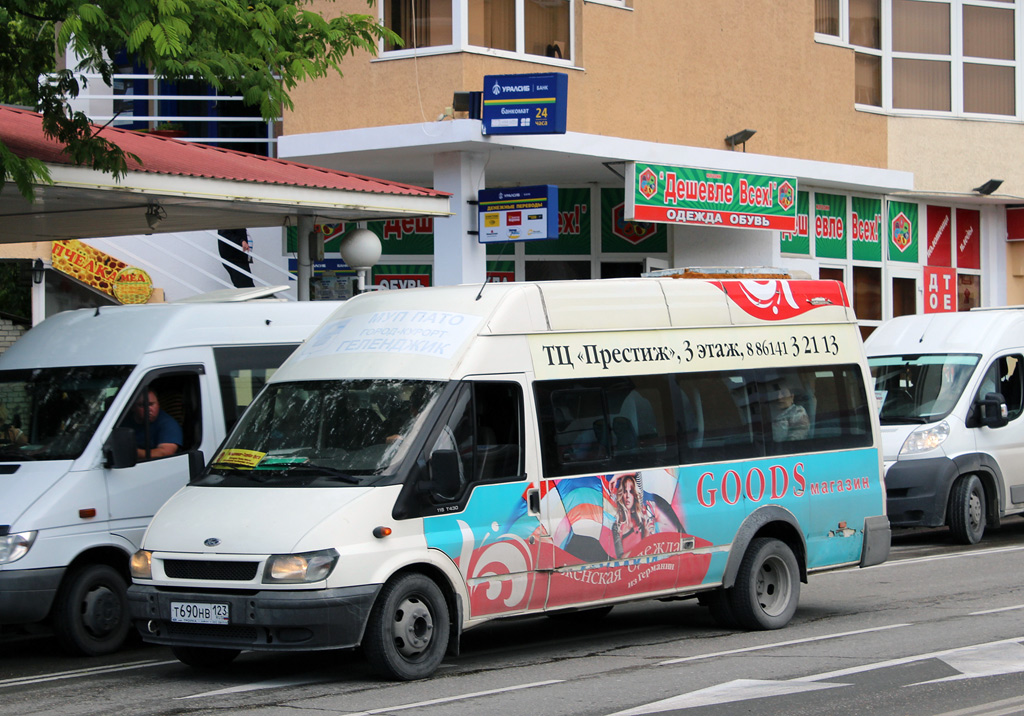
xmin=535 ymin=376 xmax=677 ymax=477
xmin=116 ymin=371 xmax=203 ymax=460
xmin=975 ymin=355 xmax=1024 ymax=421
xmin=776 ymin=365 xmax=873 ymax=453
xmin=411 ymin=380 xmax=525 ymax=507
xmin=213 ymin=344 xmax=297 ymax=431
xmin=676 ymin=371 xmax=764 ymax=464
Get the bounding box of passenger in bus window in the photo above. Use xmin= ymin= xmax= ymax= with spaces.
xmin=770 ymin=384 xmax=809 ymax=442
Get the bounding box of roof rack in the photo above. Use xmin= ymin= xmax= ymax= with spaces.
xmin=642 ymin=266 xmax=809 ymax=279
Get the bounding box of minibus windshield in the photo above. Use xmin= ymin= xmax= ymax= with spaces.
xmin=868 ymin=354 xmax=980 ymax=424
xmin=202 ymin=379 xmax=445 ymax=486
xmin=0 ymin=366 xmax=133 ymax=461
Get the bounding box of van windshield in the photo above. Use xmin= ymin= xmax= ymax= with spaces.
xmin=868 ymin=354 xmax=980 ymax=424
xmin=0 ymin=366 xmax=134 ymax=460
xmin=202 ymin=379 xmax=444 ymax=486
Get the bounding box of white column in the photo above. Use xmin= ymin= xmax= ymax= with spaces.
xmin=433 ymin=151 xmax=487 ymax=286
xmin=296 ymin=215 xmax=313 ymax=301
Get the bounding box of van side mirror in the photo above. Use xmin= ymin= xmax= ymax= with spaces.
xmin=979 ymin=392 xmax=1009 ymax=428
xmin=187 ymin=449 xmax=205 ymax=482
xmin=427 ymin=449 xmax=463 ymax=501
xmin=103 ymin=427 xmax=137 ymax=469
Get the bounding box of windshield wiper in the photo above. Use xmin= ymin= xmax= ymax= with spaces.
xmin=880 ymin=416 xmax=929 ymax=425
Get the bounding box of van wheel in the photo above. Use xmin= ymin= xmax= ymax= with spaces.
xmin=52 ymin=564 xmax=131 ymax=656
xmin=172 ymin=646 xmax=241 ymax=668
xmin=949 ymin=474 xmax=986 ymax=545
xmin=364 ymin=573 xmax=449 ymax=681
xmin=727 ymin=538 xmax=800 ymax=630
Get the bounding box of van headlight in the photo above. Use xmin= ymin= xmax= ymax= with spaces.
xmin=900 ymin=421 xmax=950 ymax=456
xmin=130 ymin=550 xmax=153 ymax=579
xmin=0 ymin=531 xmax=36 ymax=565
xmin=263 ymin=549 xmax=339 ymax=584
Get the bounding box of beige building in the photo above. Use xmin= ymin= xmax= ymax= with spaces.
xmin=272 ymin=0 xmax=1024 ymax=336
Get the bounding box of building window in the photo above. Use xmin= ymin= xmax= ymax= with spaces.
xmin=816 ymin=0 xmax=1017 ymax=118
xmin=385 ymin=0 xmax=571 ymax=60
xmin=384 ymin=0 xmax=453 ymax=51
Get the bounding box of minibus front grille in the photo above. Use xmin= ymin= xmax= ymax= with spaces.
xmin=163 ymin=560 xmax=259 ymax=581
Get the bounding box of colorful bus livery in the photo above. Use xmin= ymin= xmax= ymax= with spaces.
xmin=128 ymin=276 xmax=890 ymax=681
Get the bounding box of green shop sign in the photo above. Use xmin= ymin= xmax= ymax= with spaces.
xmin=601 ymin=188 xmax=667 ymax=253
xmin=627 ymin=162 xmax=797 ymax=231
xmin=851 ymin=196 xmax=883 ymax=262
xmin=525 ymin=187 xmax=592 ymax=255
xmin=814 ymin=193 xmax=847 ymax=260
xmin=780 ymin=191 xmax=810 ymax=255
xmin=888 ymin=201 xmax=919 ymax=263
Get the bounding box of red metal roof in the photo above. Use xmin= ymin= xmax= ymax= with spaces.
xmin=0 ymin=105 xmax=447 ymax=198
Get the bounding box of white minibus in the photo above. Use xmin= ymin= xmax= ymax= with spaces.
xmin=866 ymin=308 xmax=1024 ymax=543
xmin=0 ymin=298 xmax=338 ymax=655
xmin=129 ymin=277 xmax=890 ymax=679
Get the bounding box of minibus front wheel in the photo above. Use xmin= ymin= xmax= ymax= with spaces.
xmin=364 ymin=573 xmax=450 ymax=681
xmin=727 ymin=537 xmax=800 ymax=630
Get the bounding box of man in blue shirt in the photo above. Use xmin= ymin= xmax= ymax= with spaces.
xmin=130 ymin=390 xmax=182 ymax=460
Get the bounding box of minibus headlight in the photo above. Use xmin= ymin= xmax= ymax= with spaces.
xmin=900 ymin=421 xmax=950 ymax=456
xmin=130 ymin=550 xmax=153 ymax=579
xmin=264 ymin=549 xmax=339 ymax=584
xmin=0 ymin=531 xmax=36 ymax=565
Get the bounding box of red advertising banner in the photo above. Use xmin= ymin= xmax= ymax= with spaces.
xmin=956 ymin=209 xmax=981 ymax=269
xmin=1007 ymin=207 xmax=1024 ymax=241
xmin=924 ymin=266 xmax=957 ymax=313
xmin=926 ymin=205 xmax=952 ymax=267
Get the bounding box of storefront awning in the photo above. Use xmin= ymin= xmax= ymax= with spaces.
xmin=0 ymin=106 xmax=451 ymax=244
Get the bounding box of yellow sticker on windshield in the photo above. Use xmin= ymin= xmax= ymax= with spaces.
xmin=214 ymin=449 xmax=266 ymax=468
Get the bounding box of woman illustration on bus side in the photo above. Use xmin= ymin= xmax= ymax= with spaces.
xmin=611 ymin=473 xmax=654 ymax=558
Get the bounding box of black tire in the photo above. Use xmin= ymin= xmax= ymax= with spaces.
xmin=546 ymin=605 xmax=614 ymax=622
xmin=699 ymin=590 xmax=739 ymax=629
xmin=726 ymin=537 xmax=800 ymax=630
xmin=949 ymin=474 xmax=986 ymax=545
xmin=172 ymin=646 xmax=241 ymax=668
xmin=364 ymin=573 xmax=450 ymax=681
xmin=51 ymin=563 xmax=131 ymax=656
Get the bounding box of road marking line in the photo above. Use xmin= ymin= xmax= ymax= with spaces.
xmin=794 ymin=636 xmax=1024 ymax=682
xmin=0 ymin=659 xmax=177 ymax=688
xmin=658 ymin=623 xmax=911 ymax=666
xmin=873 ymin=545 xmax=1024 ymax=568
xmin=931 ymin=694 xmax=1024 ymax=716
xmin=339 ymin=680 xmax=565 ymax=715
xmin=178 ymin=675 xmax=337 ymax=699
xmin=971 ymin=604 xmax=1024 ymax=615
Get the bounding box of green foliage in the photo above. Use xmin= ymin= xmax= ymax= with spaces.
xmin=1 ymin=0 xmax=398 ymax=201
xmin=0 ymin=263 xmax=31 ymax=321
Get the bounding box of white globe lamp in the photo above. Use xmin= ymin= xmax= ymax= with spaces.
xmin=338 ymin=228 xmax=382 ymax=294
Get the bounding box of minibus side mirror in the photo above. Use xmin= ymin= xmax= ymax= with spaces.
xmin=979 ymin=392 xmax=1009 ymax=428
xmin=427 ymin=449 xmax=463 ymax=501
xmin=187 ymin=449 xmax=205 ymax=482
xmin=103 ymin=427 xmax=137 ymax=469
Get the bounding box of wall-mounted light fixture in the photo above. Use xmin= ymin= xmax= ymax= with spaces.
xmin=725 ymin=129 xmax=756 ymax=152
xmin=973 ymin=179 xmax=1003 ymax=195
xmin=145 ymin=204 xmax=167 ymax=232
xmin=31 ymin=258 xmax=45 ymax=285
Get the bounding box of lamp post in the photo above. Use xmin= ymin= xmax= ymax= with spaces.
xmin=338 ymin=228 xmax=382 ymax=296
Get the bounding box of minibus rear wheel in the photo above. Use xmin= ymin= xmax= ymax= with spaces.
xmin=364 ymin=573 xmax=450 ymax=681
xmin=727 ymin=538 xmax=800 ymax=630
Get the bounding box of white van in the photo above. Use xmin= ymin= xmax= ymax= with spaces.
xmin=0 ymin=298 xmax=339 ymax=655
xmin=866 ymin=308 xmax=1024 ymax=544
xmin=128 ymin=277 xmax=889 ymax=680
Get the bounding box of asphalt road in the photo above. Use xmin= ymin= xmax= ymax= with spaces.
xmin=2 ymin=521 xmax=1024 ymax=716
